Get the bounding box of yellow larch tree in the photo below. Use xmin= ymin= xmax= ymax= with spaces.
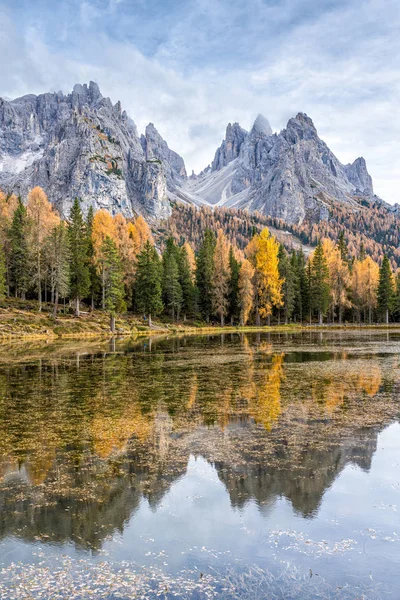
xmin=212 ymin=229 xmax=230 ymax=325
xmin=238 ymin=258 xmax=254 ymax=325
xmin=92 ymin=209 xmax=117 ymax=308
xmin=27 ymin=186 xmax=60 ymax=311
xmin=246 ymin=227 xmax=283 ymax=325
xmin=352 ymin=255 xmax=379 ymax=323
xmin=322 ymin=238 xmax=351 ymax=323
xmin=113 ymin=213 xmax=136 ymax=285
xmin=183 ymin=241 xmax=196 ymax=281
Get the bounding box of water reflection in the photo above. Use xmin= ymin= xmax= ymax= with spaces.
xmin=0 ymin=333 xmax=399 ymax=552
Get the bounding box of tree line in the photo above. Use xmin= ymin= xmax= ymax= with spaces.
xmin=1 ymin=187 xmax=399 ymax=329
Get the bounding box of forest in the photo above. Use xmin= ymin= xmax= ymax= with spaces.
xmin=1 ymin=186 xmax=399 ymax=330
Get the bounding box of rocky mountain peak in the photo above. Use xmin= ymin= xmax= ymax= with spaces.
xmin=211 ymin=122 xmax=247 ymax=171
xmin=251 ymin=113 xmax=273 ymax=137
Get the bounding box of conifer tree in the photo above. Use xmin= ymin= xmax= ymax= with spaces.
xmin=311 ymin=242 xmax=330 ymax=324
xmin=212 ymin=229 xmax=230 ymax=326
xmin=377 ymin=255 xmax=394 ymax=324
xmin=246 ymin=228 xmax=282 ymax=326
xmin=27 ymin=187 xmax=59 ymax=311
xmin=238 ymin=259 xmax=254 ymax=326
xmin=9 ymin=198 xmax=29 ymax=299
xmin=177 ymin=244 xmax=195 ymax=320
xmin=101 ymin=236 xmax=126 ymax=332
xmin=134 ymin=240 xmax=163 ymax=327
xmin=68 ymin=198 xmax=90 ymax=316
xmin=162 ymin=237 xmax=182 ymax=320
xmin=278 ymin=244 xmax=295 ymax=324
xmin=228 ymin=247 xmax=241 ymax=325
xmin=196 ymin=229 xmax=216 ymax=322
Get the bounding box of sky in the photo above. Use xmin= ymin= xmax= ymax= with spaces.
xmin=0 ymin=0 xmax=399 ymax=202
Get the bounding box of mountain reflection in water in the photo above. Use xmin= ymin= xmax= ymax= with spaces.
xmin=0 ymin=332 xmax=398 ymax=554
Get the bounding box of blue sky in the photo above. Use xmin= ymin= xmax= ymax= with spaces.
xmin=1 ymin=0 xmax=399 ymax=202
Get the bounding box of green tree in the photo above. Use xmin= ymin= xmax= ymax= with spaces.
xmin=101 ymin=236 xmax=126 ymax=332
xmin=177 ymin=245 xmax=195 ymax=320
xmin=278 ymin=244 xmax=295 ymax=324
xmin=134 ymin=240 xmax=163 ymax=327
xmin=228 ymin=247 xmax=241 ymax=325
xmin=196 ymin=229 xmax=216 ymax=322
xmin=162 ymin=237 xmax=182 ymax=321
xmin=68 ymin=198 xmax=90 ymax=316
xmin=377 ymin=255 xmax=394 ymax=324
xmin=311 ymin=242 xmax=330 ymax=324
xmin=9 ymin=198 xmax=29 ymax=299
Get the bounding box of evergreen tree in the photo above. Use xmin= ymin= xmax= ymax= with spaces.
xmin=134 ymin=240 xmax=163 ymax=327
xmin=337 ymin=231 xmax=349 ymax=264
xmin=0 ymin=245 xmax=6 ymax=300
xmin=101 ymin=236 xmax=126 ymax=332
xmin=162 ymin=237 xmax=182 ymax=321
xmin=228 ymin=247 xmax=241 ymax=325
xmin=196 ymin=229 xmax=216 ymax=322
xmin=377 ymin=255 xmax=394 ymax=324
xmin=9 ymin=198 xmax=29 ymax=299
xmin=311 ymin=242 xmax=330 ymax=324
xmin=278 ymin=245 xmax=295 ymax=324
xmin=177 ymin=245 xmax=195 ymax=320
xmin=68 ymin=198 xmax=90 ymax=316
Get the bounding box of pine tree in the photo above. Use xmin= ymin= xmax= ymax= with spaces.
xmin=101 ymin=236 xmax=126 ymax=332
xmin=278 ymin=245 xmax=295 ymax=324
xmin=134 ymin=240 xmax=163 ymax=327
xmin=162 ymin=237 xmax=182 ymax=321
xmin=377 ymin=255 xmax=394 ymax=324
xmin=68 ymin=198 xmax=90 ymax=316
xmin=311 ymin=242 xmax=330 ymax=324
xmin=337 ymin=231 xmax=349 ymax=263
xmin=177 ymin=244 xmax=195 ymax=320
xmin=196 ymin=229 xmax=216 ymax=322
xmin=0 ymin=244 xmax=6 ymax=301
xmin=9 ymin=198 xmax=29 ymax=299
xmin=228 ymin=247 xmax=241 ymax=325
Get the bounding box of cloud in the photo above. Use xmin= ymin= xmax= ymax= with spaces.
xmin=0 ymin=0 xmax=399 ymax=202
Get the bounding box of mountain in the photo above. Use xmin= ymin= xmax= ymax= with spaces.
xmin=0 ymin=82 xmax=186 ymax=219
xmin=182 ymin=112 xmax=378 ymax=224
xmin=0 ymin=81 xmax=387 ymax=229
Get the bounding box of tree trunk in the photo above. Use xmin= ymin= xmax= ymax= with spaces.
xmin=368 ymin=306 xmax=372 ymax=325
xmin=148 ymin=313 xmax=152 ymax=328
xmin=53 ymin=290 xmax=59 ymax=318
xmin=220 ymin=314 xmax=224 ymax=327
xmin=267 ymin=314 xmax=271 ymax=327
xmin=256 ymin=311 xmax=261 ymax=326
xmin=319 ymin=310 xmax=323 ymax=325
xmin=338 ymin=305 xmax=342 ymax=325
xmin=385 ymin=308 xmax=389 ymax=325
xmin=110 ymin=313 xmax=115 ymax=333
xmin=75 ymin=297 xmax=80 ymax=317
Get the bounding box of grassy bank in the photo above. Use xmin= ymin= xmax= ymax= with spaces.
xmin=0 ymin=299 xmax=399 ymax=341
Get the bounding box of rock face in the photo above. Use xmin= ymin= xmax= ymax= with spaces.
xmin=0 ymin=82 xmax=187 ymax=219
xmin=184 ymin=112 xmax=377 ymax=224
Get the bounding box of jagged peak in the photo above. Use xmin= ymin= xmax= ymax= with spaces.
xmin=292 ymin=112 xmax=316 ymax=129
xmin=251 ymin=113 xmax=273 ymax=136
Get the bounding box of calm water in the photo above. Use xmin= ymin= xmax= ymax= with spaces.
xmin=0 ymin=331 xmax=399 ymax=599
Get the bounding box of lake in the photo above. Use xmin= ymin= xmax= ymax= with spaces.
xmin=0 ymin=331 xmax=399 ymax=599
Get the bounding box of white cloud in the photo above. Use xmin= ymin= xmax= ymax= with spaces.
xmin=0 ymin=0 xmax=399 ymax=202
